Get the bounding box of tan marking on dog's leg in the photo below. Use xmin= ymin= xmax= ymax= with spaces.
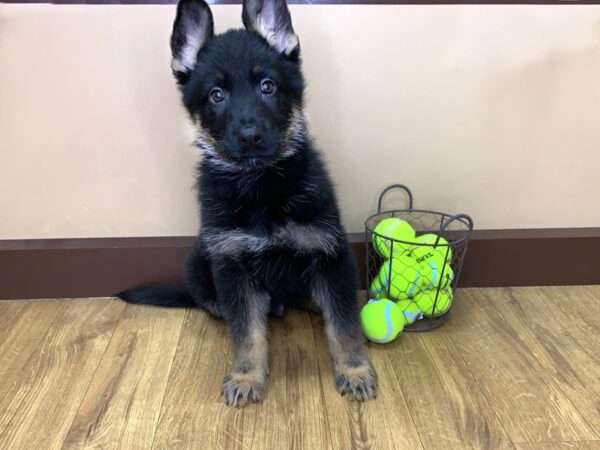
xmin=312 ymin=276 xmax=378 ymax=402
xmin=222 ymin=288 xmax=269 ymax=407
xmin=323 ymin=322 xmax=377 ymax=401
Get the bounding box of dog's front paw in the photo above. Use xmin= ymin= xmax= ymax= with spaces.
xmin=222 ymin=372 xmax=267 ymax=407
xmin=335 ymin=361 xmax=378 ymax=402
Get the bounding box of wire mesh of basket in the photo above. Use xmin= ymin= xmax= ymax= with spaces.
xmin=365 ymin=184 xmax=474 ymax=331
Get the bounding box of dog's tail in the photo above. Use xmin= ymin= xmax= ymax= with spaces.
xmin=116 ymin=285 xmax=194 ymax=308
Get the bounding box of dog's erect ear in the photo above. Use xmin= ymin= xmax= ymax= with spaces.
xmin=170 ymin=0 xmax=214 ymax=83
xmin=242 ymin=0 xmax=299 ymax=57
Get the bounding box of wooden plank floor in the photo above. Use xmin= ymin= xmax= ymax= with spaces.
xmin=0 ymin=287 xmax=599 ymax=449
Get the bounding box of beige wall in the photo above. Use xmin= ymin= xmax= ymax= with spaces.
xmin=1 ymin=4 xmax=600 ymax=239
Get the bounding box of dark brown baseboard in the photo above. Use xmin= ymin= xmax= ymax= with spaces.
xmin=1 ymin=228 xmax=599 ymax=299
xmin=457 ymin=228 xmax=600 ymax=288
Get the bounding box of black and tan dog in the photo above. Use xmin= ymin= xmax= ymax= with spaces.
xmin=119 ymin=0 xmax=377 ymax=407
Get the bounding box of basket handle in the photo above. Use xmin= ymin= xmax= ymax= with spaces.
xmin=438 ymin=213 xmax=474 ymax=241
xmin=377 ymin=184 xmax=414 ymax=213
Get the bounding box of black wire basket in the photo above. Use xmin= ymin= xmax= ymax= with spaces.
xmin=365 ymin=184 xmax=474 ymax=332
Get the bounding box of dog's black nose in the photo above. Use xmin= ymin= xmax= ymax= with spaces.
xmin=237 ymin=125 xmax=262 ymax=149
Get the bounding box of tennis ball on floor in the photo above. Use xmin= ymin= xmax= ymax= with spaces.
xmin=414 ymin=289 xmax=453 ymax=317
xmin=360 ymin=299 xmax=404 ymax=343
xmin=370 ymin=256 xmax=422 ymax=301
xmin=396 ymin=299 xmax=423 ymax=325
xmin=420 ymin=259 xmax=454 ymax=291
xmin=372 ymin=218 xmax=416 ymax=258
xmin=413 ymin=233 xmax=453 ymax=262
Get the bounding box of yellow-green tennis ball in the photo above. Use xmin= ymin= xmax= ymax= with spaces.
xmin=370 ymin=276 xmax=385 ymax=300
xmin=420 ymin=259 xmax=454 ymax=291
xmin=360 ymin=299 xmax=404 ymax=343
xmin=414 ymin=233 xmax=453 ymax=262
xmin=414 ymin=289 xmax=453 ymax=317
xmin=396 ymin=299 xmax=423 ymax=325
xmin=372 ymin=218 xmax=416 ymax=258
xmin=370 ymin=256 xmax=422 ymax=300
xmin=410 ymin=246 xmax=447 ymax=275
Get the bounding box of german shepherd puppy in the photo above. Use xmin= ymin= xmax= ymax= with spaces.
xmin=119 ymin=0 xmax=377 ymax=407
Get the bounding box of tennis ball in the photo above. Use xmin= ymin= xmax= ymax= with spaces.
xmin=360 ymin=299 xmax=404 ymax=343
xmin=396 ymin=299 xmax=423 ymax=325
xmin=370 ymin=276 xmax=384 ymax=300
xmin=372 ymin=218 xmax=416 ymax=258
xmin=410 ymin=245 xmax=443 ymax=265
xmin=420 ymin=259 xmax=454 ymax=291
xmin=414 ymin=289 xmax=453 ymax=317
xmin=413 ymin=233 xmax=453 ymax=262
xmin=370 ymin=256 xmax=422 ymax=301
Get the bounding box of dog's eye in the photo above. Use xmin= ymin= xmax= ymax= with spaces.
xmin=260 ymin=79 xmax=277 ymax=95
xmin=209 ymin=88 xmax=225 ymax=104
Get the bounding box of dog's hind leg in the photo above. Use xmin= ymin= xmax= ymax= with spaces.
xmin=311 ymin=249 xmax=378 ymax=402
xmin=212 ymin=258 xmax=270 ymax=407
xmin=185 ymin=238 xmax=224 ymax=318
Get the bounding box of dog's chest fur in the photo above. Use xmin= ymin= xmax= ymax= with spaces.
xmin=197 ymin=145 xmax=343 ymax=262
